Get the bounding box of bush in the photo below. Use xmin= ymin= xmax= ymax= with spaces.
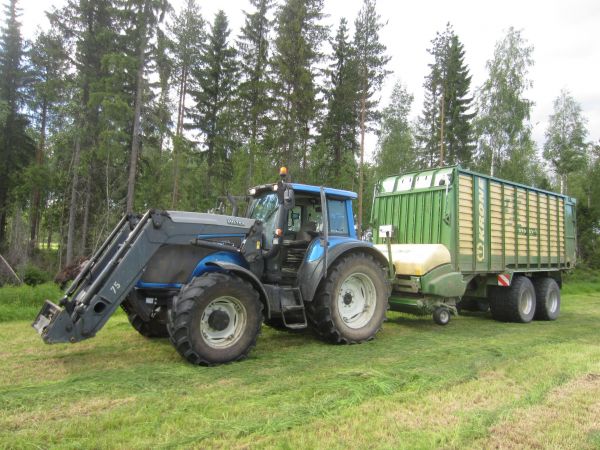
xmin=22 ymin=265 xmax=51 ymax=287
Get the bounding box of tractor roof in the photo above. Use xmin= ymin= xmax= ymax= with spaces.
xmin=249 ymin=182 xmax=357 ymax=200
xmin=290 ymin=183 xmax=357 ymax=199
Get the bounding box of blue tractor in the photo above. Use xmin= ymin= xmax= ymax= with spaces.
xmin=33 ymin=170 xmax=390 ymax=365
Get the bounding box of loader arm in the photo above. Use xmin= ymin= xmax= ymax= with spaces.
xmin=33 ymin=210 xmax=251 ymax=344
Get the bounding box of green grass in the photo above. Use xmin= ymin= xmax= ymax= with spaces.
xmin=1 ymin=283 xmax=599 ymax=449
xmin=0 ymin=282 xmax=62 ymax=322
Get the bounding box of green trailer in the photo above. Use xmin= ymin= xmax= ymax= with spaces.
xmin=370 ymin=166 xmax=577 ymax=325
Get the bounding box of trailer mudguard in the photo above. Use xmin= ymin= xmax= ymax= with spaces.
xmin=419 ymin=264 xmax=469 ymax=298
xmin=297 ymin=239 xmax=389 ymax=303
xmin=204 ymin=261 xmax=272 ymax=317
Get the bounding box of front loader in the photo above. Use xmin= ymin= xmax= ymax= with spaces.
xmin=33 ymin=170 xmax=390 ymax=365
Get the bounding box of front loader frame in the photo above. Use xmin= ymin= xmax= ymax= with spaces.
xmin=33 ymin=210 xmax=246 ymax=343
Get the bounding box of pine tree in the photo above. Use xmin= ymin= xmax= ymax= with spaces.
xmin=237 ymin=0 xmax=274 ymax=187
xmin=475 ymin=27 xmax=536 ymax=183
xmin=374 ymin=81 xmax=415 ymax=178
xmin=417 ymin=24 xmax=474 ymax=168
xmin=271 ymin=0 xmax=327 ymax=179
xmin=543 ymin=89 xmax=588 ymax=194
xmin=168 ymin=0 xmax=204 ymax=207
xmin=0 ymin=0 xmax=34 ymax=247
xmin=315 ymin=18 xmax=360 ymax=189
xmin=354 ymin=0 xmax=390 ymax=234
xmin=189 ymin=10 xmax=238 ymax=204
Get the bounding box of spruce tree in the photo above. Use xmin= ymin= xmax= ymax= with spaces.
xmin=271 ymin=0 xmax=327 ymax=179
xmin=27 ymin=30 xmax=69 ymax=251
xmin=189 ymin=10 xmax=238 ymax=204
xmin=315 ymin=18 xmax=360 ymax=189
xmin=0 ymin=0 xmax=34 ymax=247
xmin=354 ymin=0 xmax=390 ymax=234
xmin=48 ymin=0 xmax=121 ymax=263
xmin=168 ymin=0 xmax=204 ymax=207
xmin=417 ymin=24 xmax=474 ymax=168
xmin=237 ymin=0 xmax=274 ymax=186
xmin=124 ymin=0 xmax=170 ymax=213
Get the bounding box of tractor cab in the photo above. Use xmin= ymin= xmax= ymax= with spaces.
xmin=246 ymin=170 xmax=357 ymax=285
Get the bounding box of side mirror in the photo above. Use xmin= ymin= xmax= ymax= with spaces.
xmin=283 ymin=186 xmax=295 ymax=210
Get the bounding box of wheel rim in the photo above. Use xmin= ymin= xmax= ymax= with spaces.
xmin=337 ymin=272 xmax=377 ymax=329
xmin=439 ymin=310 xmax=449 ymax=323
xmin=200 ymin=296 xmax=247 ymax=349
xmin=548 ymin=290 xmax=559 ymax=313
xmin=519 ymin=289 xmax=534 ymax=316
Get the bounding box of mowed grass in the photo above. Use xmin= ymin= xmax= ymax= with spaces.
xmin=0 ymin=283 xmax=599 ymax=449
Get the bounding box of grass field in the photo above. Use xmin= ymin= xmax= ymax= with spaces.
xmin=0 ymin=282 xmax=599 ymax=449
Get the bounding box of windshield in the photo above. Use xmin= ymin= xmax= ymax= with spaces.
xmin=249 ymin=193 xmax=280 ymax=248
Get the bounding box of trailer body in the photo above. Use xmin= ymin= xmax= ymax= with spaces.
xmin=370 ymin=166 xmax=576 ymax=318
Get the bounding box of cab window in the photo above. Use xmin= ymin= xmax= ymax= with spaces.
xmin=327 ymin=199 xmax=349 ymax=235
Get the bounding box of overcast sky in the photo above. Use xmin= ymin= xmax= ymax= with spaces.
xmin=19 ymin=0 xmax=600 ymax=162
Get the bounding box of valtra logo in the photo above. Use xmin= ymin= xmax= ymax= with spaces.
xmin=226 ymin=218 xmax=245 ymax=226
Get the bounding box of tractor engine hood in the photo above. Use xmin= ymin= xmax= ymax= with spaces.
xmin=166 ymin=211 xmax=256 ymax=232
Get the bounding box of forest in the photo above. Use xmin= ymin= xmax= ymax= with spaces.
xmin=0 ymin=0 xmax=598 ymax=281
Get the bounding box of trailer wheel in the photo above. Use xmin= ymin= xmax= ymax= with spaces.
xmin=167 ymin=272 xmax=262 ymax=365
xmin=307 ymin=252 xmax=389 ymax=344
xmin=121 ymin=291 xmax=169 ymax=338
xmin=489 ymin=276 xmax=536 ymax=323
xmin=533 ymin=278 xmax=560 ymax=321
xmin=433 ymin=307 xmax=451 ymax=325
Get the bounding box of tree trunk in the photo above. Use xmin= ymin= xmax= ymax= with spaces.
xmin=81 ymin=172 xmax=91 ymax=255
xmin=439 ymin=90 xmax=445 ymax=167
xmin=29 ymin=98 xmax=48 ymax=254
xmin=172 ymin=67 xmax=187 ymax=208
xmin=127 ymin=5 xmax=149 ymax=214
xmin=66 ymin=136 xmax=82 ymax=266
xmin=0 ymin=190 xmax=8 ymax=248
xmin=357 ymin=93 xmax=366 ymax=237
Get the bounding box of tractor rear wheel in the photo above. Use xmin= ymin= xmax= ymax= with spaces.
xmin=307 ymin=252 xmax=389 ymax=344
xmin=121 ymin=290 xmax=169 ymax=338
xmin=167 ymin=272 xmax=262 ymax=365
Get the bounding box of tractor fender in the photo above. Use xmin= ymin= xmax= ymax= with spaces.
xmin=298 ymin=241 xmax=389 ymax=303
xmin=205 ymin=261 xmax=271 ymax=317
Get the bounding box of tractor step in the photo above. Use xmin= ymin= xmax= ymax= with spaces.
xmin=280 ymin=288 xmax=307 ymax=329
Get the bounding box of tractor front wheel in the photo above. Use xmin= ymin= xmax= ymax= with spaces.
xmin=167 ymin=272 xmax=262 ymax=365
xmin=307 ymin=253 xmax=389 ymax=343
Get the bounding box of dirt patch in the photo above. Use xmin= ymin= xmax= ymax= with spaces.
xmin=2 ymin=396 xmax=136 ymax=431
xmin=475 ymin=373 xmax=600 ymax=449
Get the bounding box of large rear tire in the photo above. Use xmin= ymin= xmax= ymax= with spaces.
xmin=121 ymin=290 xmax=169 ymax=338
xmin=533 ymin=277 xmax=560 ymax=321
xmin=307 ymin=252 xmax=389 ymax=343
xmin=489 ymin=276 xmax=536 ymax=323
xmin=167 ymin=272 xmax=263 ymax=365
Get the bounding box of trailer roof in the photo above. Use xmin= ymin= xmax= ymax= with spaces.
xmin=377 ymin=165 xmax=576 ymax=202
